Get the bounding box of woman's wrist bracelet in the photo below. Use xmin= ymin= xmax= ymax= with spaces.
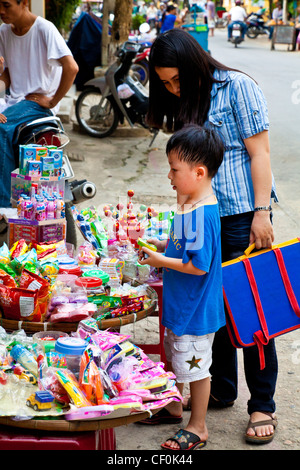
xmin=254 ymin=205 xmax=272 ymax=212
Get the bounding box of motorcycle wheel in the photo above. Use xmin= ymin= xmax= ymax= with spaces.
xmin=75 ymin=87 xmax=119 ymax=138
xmin=246 ymin=26 xmax=259 ymax=39
xmin=130 ymin=60 xmax=149 ymax=86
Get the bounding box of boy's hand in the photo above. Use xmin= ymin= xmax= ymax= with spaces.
xmin=139 ymin=247 xmax=165 ymax=268
xmin=146 ymin=238 xmax=167 ymax=253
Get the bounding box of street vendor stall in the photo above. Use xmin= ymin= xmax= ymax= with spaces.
xmin=0 ymin=156 xmax=176 ymax=449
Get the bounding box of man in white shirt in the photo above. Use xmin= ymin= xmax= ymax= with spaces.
xmin=272 ymin=2 xmax=283 ymax=21
xmin=227 ymin=0 xmax=248 ymax=40
xmin=0 ymin=0 xmax=78 ymax=207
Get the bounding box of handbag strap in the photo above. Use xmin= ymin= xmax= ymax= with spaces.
xmin=242 ymin=258 xmax=269 ymax=370
xmin=273 ymin=248 xmax=300 ymax=317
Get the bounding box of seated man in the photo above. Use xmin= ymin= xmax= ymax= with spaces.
xmin=0 ymin=0 xmax=79 ymax=207
xmin=227 ymin=0 xmax=248 ymax=40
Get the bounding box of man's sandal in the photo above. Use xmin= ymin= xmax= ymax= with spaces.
xmin=161 ymin=429 xmax=206 ymax=450
xmin=245 ymin=412 xmax=278 ymax=444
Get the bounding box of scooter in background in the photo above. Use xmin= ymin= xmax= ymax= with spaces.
xmin=75 ymin=41 xmax=158 ymax=144
xmin=229 ymin=23 xmax=244 ymax=47
xmin=246 ymin=12 xmax=270 ymax=39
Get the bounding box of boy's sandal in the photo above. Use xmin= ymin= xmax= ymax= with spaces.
xmin=161 ymin=429 xmax=206 ymax=451
xmin=137 ymin=408 xmax=182 ymax=425
xmin=245 ymin=412 xmax=278 ymax=444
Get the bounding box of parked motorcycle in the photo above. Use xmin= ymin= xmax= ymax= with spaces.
xmin=129 ymin=23 xmax=154 ymax=85
xmin=75 ymin=41 xmax=158 ymax=144
xmin=131 ymin=46 xmax=150 ymax=86
xmin=14 ymin=115 xmax=97 ymax=246
xmin=229 ymin=22 xmax=244 ymax=47
xmin=246 ymin=12 xmax=270 ymax=38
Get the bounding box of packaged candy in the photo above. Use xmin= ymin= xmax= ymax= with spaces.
xmin=0 ymin=262 xmax=17 ymax=278
xmin=9 ymin=248 xmax=38 ymax=275
xmin=56 ymin=369 xmax=92 ymax=408
xmin=0 ymin=243 xmax=10 ymax=264
xmin=0 ymin=285 xmax=41 ymax=321
xmin=19 ymin=269 xmax=49 ymax=298
xmin=19 ymin=269 xmax=50 ymax=319
xmin=10 ymin=239 xmax=28 ymax=259
xmin=0 ymin=268 xmax=17 ymax=288
xmin=79 ymin=352 xmax=107 ymax=405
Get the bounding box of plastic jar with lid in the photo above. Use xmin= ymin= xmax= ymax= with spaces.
xmin=58 ymin=265 xmax=82 ymax=276
xmin=75 ymin=276 xmax=104 ymax=295
xmin=33 ymin=331 xmax=68 ymax=353
xmin=82 ymin=269 xmax=110 ymax=285
xmin=55 ymin=337 xmax=87 ymax=377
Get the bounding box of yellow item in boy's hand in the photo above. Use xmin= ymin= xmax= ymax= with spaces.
xmin=137 ymin=238 xmax=157 ymax=252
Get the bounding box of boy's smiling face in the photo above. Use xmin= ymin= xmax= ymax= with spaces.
xmin=167 ymin=150 xmax=202 ymax=198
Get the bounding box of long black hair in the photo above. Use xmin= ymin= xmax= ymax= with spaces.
xmin=147 ymin=29 xmax=242 ymax=131
xmin=161 ymin=5 xmax=177 ymax=26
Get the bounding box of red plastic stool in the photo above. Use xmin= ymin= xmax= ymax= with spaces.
xmin=136 ymin=280 xmax=166 ymax=365
xmin=0 ymin=425 xmax=116 ymax=450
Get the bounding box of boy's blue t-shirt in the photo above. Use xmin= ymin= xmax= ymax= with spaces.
xmin=162 ymin=201 xmax=225 ymax=337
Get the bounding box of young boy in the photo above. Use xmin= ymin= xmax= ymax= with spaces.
xmin=139 ymin=124 xmax=226 ymax=450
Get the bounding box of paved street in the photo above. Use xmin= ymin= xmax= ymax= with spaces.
xmin=63 ymin=28 xmax=300 ymax=451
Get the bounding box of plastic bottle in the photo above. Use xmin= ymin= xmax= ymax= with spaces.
xmin=30 ymin=183 xmax=38 ymax=220
xmin=10 ymin=344 xmax=38 ymax=377
xmin=55 ymin=195 xmax=64 ymax=219
xmin=46 ymin=196 xmax=55 ymax=220
xmin=17 ymin=194 xmax=26 ymax=218
xmin=22 ymin=195 xmax=32 ymax=220
xmin=35 ymin=197 xmax=46 ymax=221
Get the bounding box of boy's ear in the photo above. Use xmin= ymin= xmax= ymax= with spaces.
xmin=195 ymin=165 xmax=206 ymax=178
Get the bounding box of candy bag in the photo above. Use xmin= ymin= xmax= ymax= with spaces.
xmin=0 ymin=243 xmax=10 ymax=264
xmin=0 ymin=285 xmax=40 ymax=321
xmin=10 ymin=239 xmax=28 ymax=259
xmin=0 ymin=268 xmax=17 ymax=288
xmin=19 ymin=269 xmax=50 ymax=319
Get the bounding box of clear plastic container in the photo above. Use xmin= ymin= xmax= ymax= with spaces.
xmin=33 ymin=331 xmax=68 ymax=353
xmin=55 ymin=337 xmax=87 ymax=377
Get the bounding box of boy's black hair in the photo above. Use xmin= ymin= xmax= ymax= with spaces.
xmin=166 ymin=124 xmax=224 ymax=177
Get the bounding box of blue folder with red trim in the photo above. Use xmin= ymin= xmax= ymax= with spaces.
xmin=222 ymin=238 xmax=300 ymax=369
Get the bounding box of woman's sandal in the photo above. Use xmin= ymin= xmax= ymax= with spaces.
xmin=245 ymin=412 xmax=278 ymax=445
xmin=161 ymin=429 xmax=206 ymax=450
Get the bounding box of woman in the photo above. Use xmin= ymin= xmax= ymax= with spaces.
xmin=147 ymin=29 xmax=278 ymax=446
xmin=160 ymin=5 xmax=182 ymax=33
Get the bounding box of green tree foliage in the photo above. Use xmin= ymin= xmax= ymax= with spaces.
xmin=45 ymin=0 xmax=81 ymax=32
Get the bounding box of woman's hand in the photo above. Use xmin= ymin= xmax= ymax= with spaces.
xmin=249 ymin=210 xmax=274 ymax=250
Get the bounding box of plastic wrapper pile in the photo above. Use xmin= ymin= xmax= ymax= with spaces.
xmin=0 ymin=323 xmax=182 ymax=421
